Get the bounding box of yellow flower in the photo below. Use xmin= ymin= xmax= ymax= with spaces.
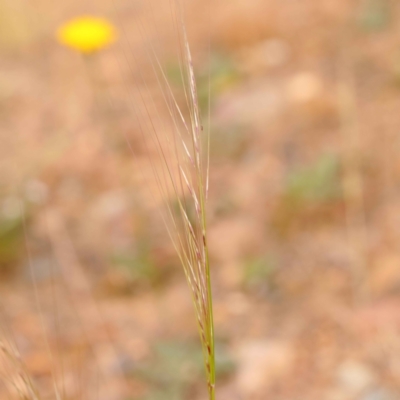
xmin=57 ymin=16 xmax=117 ymax=53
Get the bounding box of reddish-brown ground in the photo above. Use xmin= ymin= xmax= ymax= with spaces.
xmin=1 ymin=1 xmax=400 ymax=399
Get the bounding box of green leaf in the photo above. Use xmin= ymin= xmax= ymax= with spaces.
xmin=285 ymin=154 xmax=341 ymax=204
xmin=358 ymin=0 xmax=390 ymax=31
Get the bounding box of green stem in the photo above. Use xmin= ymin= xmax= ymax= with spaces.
xmin=205 ymin=243 xmax=215 ymax=400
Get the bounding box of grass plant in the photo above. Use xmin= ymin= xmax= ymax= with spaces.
xmin=127 ymin=2 xmax=216 ymax=397
xmin=156 ymin=16 xmax=217 ymax=400
xmin=0 ymin=1 xmax=216 ymax=399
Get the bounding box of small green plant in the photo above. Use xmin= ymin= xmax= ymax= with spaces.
xmin=0 ymin=200 xmax=25 ymax=274
xmin=357 ymin=0 xmax=390 ymax=31
xmin=110 ymin=233 xmax=173 ymax=290
xmin=111 ymin=250 xmax=161 ymax=289
xmin=197 ymin=52 xmax=240 ymax=112
xmin=0 ymin=218 xmax=24 ymax=271
xmin=285 ymin=154 xmax=341 ymax=203
xmin=167 ymin=51 xmax=240 ymax=114
xmin=209 ymin=124 xmax=248 ymax=161
xmin=242 ymin=255 xmax=277 ymax=294
xmin=272 ymin=154 xmax=342 ymax=235
xmin=134 ymin=340 xmax=234 ymax=400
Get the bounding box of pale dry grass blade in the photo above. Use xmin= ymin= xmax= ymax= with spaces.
xmin=337 ymin=49 xmax=369 ymax=304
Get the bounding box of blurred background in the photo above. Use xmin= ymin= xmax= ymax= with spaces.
xmin=1 ymin=0 xmax=400 ymax=399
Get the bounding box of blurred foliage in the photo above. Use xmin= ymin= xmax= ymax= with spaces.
xmin=132 ymin=340 xmax=234 ymax=400
xmin=209 ymin=124 xmax=249 ymax=161
xmin=166 ymin=51 xmax=240 ymax=112
xmin=285 ymin=154 xmax=341 ymax=203
xmin=111 ymin=252 xmax=159 ymax=288
xmin=170 ymin=195 xmax=198 ymax=230
xmin=214 ymin=194 xmax=238 ymax=218
xmin=197 ymin=52 xmax=241 ymax=111
xmin=109 ymin=204 xmax=178 ymax=291
xmin=0 ymin=211 xmax=25 ymax=274
xmin=272 ymin=154 xmax=342 ymax=236
xmin=391 ymin=53 xmax=400 ymax=87
xmin=166 ymin=52 xmax=246 ymax=162
xmin=242 ymin=255 xmax=277 ymax=295
xmin=111 ymin=237 xmax=165 ymax=289
xmin=357 ymin=0 xmax=391 ymax=31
